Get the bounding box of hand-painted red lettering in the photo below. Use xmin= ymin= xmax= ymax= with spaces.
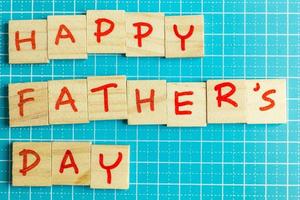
xmin=135 ymin=89 xmax=155 ymax=113
xmin=55 ymin=24 xmax=76 ymax=45
xmin=99 ymin=152 xmax=123 ymax=184
xmin=214 ymin=82 xmax=238 ymax=108
xmin=90 ymin=83 xmax=118 ymax=112
xmin=94 ymin=18 xmax=115 ymax=43
xmin=59 ymin=149 xmax=79 ymax=174
xmin=260 ymin=89 xmax=276 ymax=111
xmin=174 ymin=91 xmax=194 ymax=115
xmin=19 ymin=149 xmax=40 ymax=176
xmin=55 ymin=87 xmax=78 ymax=112
xmin=132 ymin=22 xmax=153 ymax=47
xmin=17 ymin=88 xmax=35 ymax=117
xmin=173 ymin=24 xmax=194 ymax=51
xmin=15 ymin=30 xmax=36 ymax=51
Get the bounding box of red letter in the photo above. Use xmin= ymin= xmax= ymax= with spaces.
xmin=90 ymin=83 xmax=118 ymax=112
xmin=55 ymin=87 xmax=78 ymax=112
xmin=173 ymin=24 xmax=194 ymax=51
xmin=214 ymin=82 xmax=238 ymax=108
xmin=260 ymin=89 xmax=276 ymax=111
xmin=19 ymin=149 xmax=40 ymax=176
xmin=135 ymin=89 xmax=155 ymax=113
xmin=15 ymin=30 xmax=36 ymax=51
xmin=59 ymin=150 xmax=79 ymax=174
xmin=55 ymin=24 xmax=76 ymax=45
xmin=94 ymin=18 xmax=115 ymax=43
xmin=132 ymin=22 xmax=153 ymax=47
xmin=99 ymin=152 xmax=123 ymax=184
xmin=17 ymin=88 xmax=35 ymax=117
xmin=175 ymin=91 xmax=194 ymax=115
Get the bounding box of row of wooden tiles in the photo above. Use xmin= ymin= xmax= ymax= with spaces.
xmin=13 ymin=142 xmax=130 ymax=188
xmin=9 ymin=11 xmax=204 ymax=64
xmin=9 ymin=76 xmax=287 ymax=127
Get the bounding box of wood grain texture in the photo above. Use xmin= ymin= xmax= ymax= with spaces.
xmin=48 ymin=79 xmax=89 ymax=124
xmin=91 ymin=145 xmax=130 ymax=189
xmin=51 ymin=142 xmax=91 ymax=185
xmin=207 ymin=80 xmax=247 ymax=123
xmin=127 ymin=80 xmax=167 ymax=125
xmin=9 ymin=20 xmax=49 ymax=64
xmin=87 ymin=10 xmax=125 ymax=53
xmin=167 ymin=82 xmax=207 ymax=127
xmin=126 ymin=13 xmax=165 ymax=57
xmin=165 ymin=15 xmax=204 ymax=58
xmin=12 ymin=142 xmax=52 ymax=186
xmin=47 ymin=15 xmax=87 ymax=59
xmin=87 ymin=76 xmax=127 ymax=120
xmin=9 ymin=82 xmax=49 ymax=127
xmin=246 ymin=79 xmax=287 ymax=124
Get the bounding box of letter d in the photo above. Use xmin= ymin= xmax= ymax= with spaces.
xmin=19 ymin=149 xmax=41 ymax=176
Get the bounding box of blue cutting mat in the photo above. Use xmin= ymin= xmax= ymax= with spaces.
xmin=0 ymin=0 xmax=299 ymax=199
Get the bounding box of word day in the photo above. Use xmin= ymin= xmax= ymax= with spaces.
xmin=8 ymin=11 xmax=204 ymax=64
xmin=8 ymin=76 xmax=287 ymax=127
xmin=13 ymin=142 xmax=129 ymax=188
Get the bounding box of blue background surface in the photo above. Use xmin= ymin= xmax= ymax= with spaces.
xmin=0 ymin=0 xmax=300 ymax=199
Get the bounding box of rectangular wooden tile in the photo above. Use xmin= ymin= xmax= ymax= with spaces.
xmin=9 ymin=82 xmax=49 ymax=127
xmin=48 ymin=79 xmax=89 ymax=124
xmin=126 ymin=13 xmax=165 ymax=57
xmin=246 ymin=79 xmax=287 ymax=124
xmin=127 ymin=80 xmax=167 ymax=125
xmin=87 ymin=76 xmax=127 ymax=120
xmin=167 ymin=82 xmax=207 ymax=127
xmin=52 ymin=142 xmax=91 ymax=185
xmin=47 ymin=15 xmax=87 ymax=59
xmin=165 ymin=16 xmax=204 ymax=58
xmin=87 ymin=10 xmax=125 ymax=53
xmin=207 ymin=80 xmax=247 ymax=123
xmin=9 ymin=20 xmax=48 ymax=64
xmin=91 ymin=145 xmax=129 ymax=189
xmin=12 ymin=142 xmax=51 ymax=186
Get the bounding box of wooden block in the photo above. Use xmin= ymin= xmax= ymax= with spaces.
xmin=91 ymin=145 xmax=130 ymax=189
xmin=9 ymin=20 xmax=48 ymax=64
xmin=165 ymin=16 xmax=204 ymax=58
xmin=87 ymin=10 xmax=125 ymax=53
xmin=48 ymin=79 xmax=89 ymax=124
xmin=167 ymin=82 xmax=207 ymax=127
xmin=126 ymin=13 xmax=165 ymax=57
xmin=12 ymin=142 xmax=51 ymax=186
xmin=246 ymin=79 xmax=287 ymax=124
xmin=9 ymin=82 xmax=49 ymax=127
xmin=87 ymin=76 xmax=127 ymax=120
xmin=52 ymin=142 xmax=91 ymax=185
xmin=207 ymin=80 xmax=247 ymax=123
xmin=47 ymin=15 xmax=87 ymax=59
xmin=127 ymin=80 xmax=167 ymax=125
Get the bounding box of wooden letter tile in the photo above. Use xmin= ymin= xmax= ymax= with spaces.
xmin=9 ymin=20 xmax=48 ymax=64
xmin=91 ymin=145 xmax=130 ymax=189
xmin=87 ymin=10 xmax=125 ymax=53
xmin=126 ymin=13 xmax=165 ymax=57
xmin=48 ymin=15 xmax=87 ymax=59
xmin=207 ymin=80 xmax=247 ymax=123
xmin=165 ymin=16 xmax=204 ymax=58
xmin=9 ymin=82 xmax=49 ymax=127
xmin=127 ymin=80 xmax=167 ymax=125
xmin=48 ymin=79 xmax=89 ymax=124
xmin=87 ymin=76 xmax=127 ymax=120
xmin=52 ymin=142 xmax=91 ymax=185
xmin=167 ymin=82 xmax=207 ymax=127
xmin=12 ymin=142 xmax=51 ymax=186
xmin=246 ymin=79 xmax=287 ymax=124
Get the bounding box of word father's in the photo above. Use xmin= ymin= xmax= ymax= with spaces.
xmin=13 ymin=142 xmax=129 ymax=188
xmin=9 ymin=76 xmax=287 ymax=127
xmin=9 ymin=11 xmax=204 ymax=64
